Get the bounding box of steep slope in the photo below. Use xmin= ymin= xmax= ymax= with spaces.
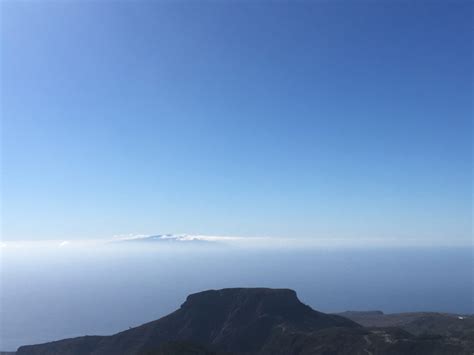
xmin=16 ymin=289 xmax=474 ymax=355
xmin=17 ymin=288 xmax=357 ymax=355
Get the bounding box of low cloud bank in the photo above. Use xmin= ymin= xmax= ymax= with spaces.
xmin=0 ymin=233 xmax=470 ymax=250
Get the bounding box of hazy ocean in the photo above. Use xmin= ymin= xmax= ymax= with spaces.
xmin=0 ymin=243 xmax=472 ymax=351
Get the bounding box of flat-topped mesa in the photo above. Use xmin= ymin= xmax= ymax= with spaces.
xmin=178 ymin=287 xmax=355 ymax=341
xmin=181 ymin=287 xmax=321 ymax=325
xmin=182 ymin=288 xmax=301 ymax=312
xmin=16 ymin=288 xmax=359 ymax=355
xmin=15 ymin=288 xmax=474 ymax=355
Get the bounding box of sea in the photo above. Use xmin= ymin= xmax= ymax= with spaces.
xmin=0 ymin=241 xmax=472 ymax=351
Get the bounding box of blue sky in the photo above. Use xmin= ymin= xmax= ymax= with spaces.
xmin=1 ymin=1 xmax=472 ymax=244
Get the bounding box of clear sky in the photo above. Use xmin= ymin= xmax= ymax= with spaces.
xmin=1 ymin=1 xmax=472 ymax=244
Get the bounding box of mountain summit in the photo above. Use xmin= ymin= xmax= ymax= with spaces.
xmin=16 ymin=288 xmax=473 ymax=355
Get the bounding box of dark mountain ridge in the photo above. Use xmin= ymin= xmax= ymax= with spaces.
xmin=15 ymin=288 xmax=474 ymax=355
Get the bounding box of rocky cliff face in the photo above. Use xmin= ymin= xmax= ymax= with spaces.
xmin=16 ymin=288 xmax=474 ymax=355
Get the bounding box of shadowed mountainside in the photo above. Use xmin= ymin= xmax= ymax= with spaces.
xmin=16 ymin=288 xmax=474 ymax=355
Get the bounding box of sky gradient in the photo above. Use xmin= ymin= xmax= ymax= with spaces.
xmin=1 ymin=1 xmax=472 ymax=245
